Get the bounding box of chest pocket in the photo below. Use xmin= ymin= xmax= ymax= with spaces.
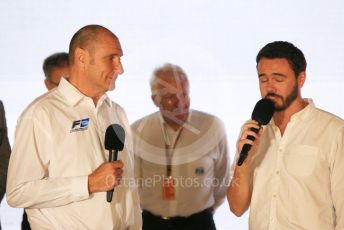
xmin=284 ymin=145 xmax=319 ymax=177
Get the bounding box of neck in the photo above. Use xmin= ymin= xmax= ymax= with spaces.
xmin=165 ymin=121 xmax=183 ymax=131
xmin=273 ymin=98 xmax=307 ymax=135
xmin=68 ymin=73 xmax=103 ymax=106
xmin=161 ymin=110 xmax=189 ymax=131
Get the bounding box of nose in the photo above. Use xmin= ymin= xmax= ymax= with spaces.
xmin=114 ymin=61 xmax=124 ymax=75
xmin=265 ymin=80 xmax=276 ymax=94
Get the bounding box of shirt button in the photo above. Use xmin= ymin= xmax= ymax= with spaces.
xmin=276 ymin=171 xmax=280 ymax=175
xmin=273 ymin=194 xmax=277 ymax=198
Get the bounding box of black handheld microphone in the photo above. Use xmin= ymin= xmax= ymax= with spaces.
xmin=237 ymin=98 xmax=275 ymax=166
xmin=104 ymin=124 xmax=125 ymax=202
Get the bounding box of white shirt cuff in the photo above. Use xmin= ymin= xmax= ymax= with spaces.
xmin=71 ymin=175 xmax=90 ymax=201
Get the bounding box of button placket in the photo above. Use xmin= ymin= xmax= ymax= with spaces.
xmin=268 ymin=127 xmax=283 ymax=230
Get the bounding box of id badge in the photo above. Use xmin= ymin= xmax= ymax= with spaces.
xmin=162 ymin=176 xmax=175 ymax=200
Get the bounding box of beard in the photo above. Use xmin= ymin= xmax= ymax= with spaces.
xmin=265 ymin=82 xmax=298 ymax=112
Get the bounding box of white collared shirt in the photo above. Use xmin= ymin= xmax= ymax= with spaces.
xmin=231 ymin=99 xmax=344 ymax=230
xmin=7 ymin=78 xmax=142 ymax=230
xmin=132 ymin=110 xmax=230 ymax=217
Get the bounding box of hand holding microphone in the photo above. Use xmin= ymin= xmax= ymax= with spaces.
xmin=87 ymin=124 xmax=125 ymax=202
xmin=104 ymin=124 xmax=125 ymax=202
xmin=237 ymin=99 xmax=274 ymax=166
xmin=88 ymin=160 xmax=124 ymax=193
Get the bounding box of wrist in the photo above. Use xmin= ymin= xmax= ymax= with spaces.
xmin=88 ymin=174 xmax=94 ymax=194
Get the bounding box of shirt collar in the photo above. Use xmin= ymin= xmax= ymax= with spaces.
xmin=290 ymin=98 xmax=315 ymax=122
xmin=57 ymin=77 xmax=112 ymax=108
xmin=269 ymin=98 xmax=315 ymax=126
xmin=158 ymin=109 xmax=192 ymax=130
xmin=97 ymin=94 xmax=112 ymax=108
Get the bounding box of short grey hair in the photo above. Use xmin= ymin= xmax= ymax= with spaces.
xmin=150 ymin=63 xmax=189 ymax=95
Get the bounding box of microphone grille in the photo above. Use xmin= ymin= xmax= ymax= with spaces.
xmin=105 ymin=124 xmax=125 ymax=151
xmin=251 ymin=98 xmax=275 ymax=125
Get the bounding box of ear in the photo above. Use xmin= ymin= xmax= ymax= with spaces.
xmin=298 ymin=71 xmax=306 ymax=88
xmin=151 ymin=95 xmax=160 ymax=107
xmin=74 ymin=47 xmax=88 ymax=66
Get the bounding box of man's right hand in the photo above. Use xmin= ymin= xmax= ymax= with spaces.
xmin=236 ymin=120 xmax=263 ymax=165
xmin=227 ymin=120 xmax=263 ymax=216
xmin=88 ymin=161 xmax=124 ymax=194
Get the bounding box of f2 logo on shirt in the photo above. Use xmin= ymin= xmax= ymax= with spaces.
xmin=70 ymin=118 xmax=90 ymax=133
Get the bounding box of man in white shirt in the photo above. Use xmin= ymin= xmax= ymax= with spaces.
xmin=21 ymin=51 xmax=71 ymax=230
xmin=7 ymin=25 xmax=141 ymax=230
xmin=227 ymin=41 xmax=344 ymax=229
xmin=132 ymin=63 xmax=230 ymax=230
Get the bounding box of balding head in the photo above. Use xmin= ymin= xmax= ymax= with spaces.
xmin=69 ymin=24 xmax=118 ymax=64
xmin=67 ymin=25 xmax=123 ymax=103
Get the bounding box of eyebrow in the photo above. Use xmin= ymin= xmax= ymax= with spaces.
xmin=105 ymin=54 xmax=121 ymax=59
xmin=258 ymin=73 xmax=287 ymax=78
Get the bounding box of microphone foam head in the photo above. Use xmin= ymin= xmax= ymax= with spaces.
xmin=105 ymin=124 xmax=125 ymax=151
xmin=251 ymin=98 xmax=275 ymax=125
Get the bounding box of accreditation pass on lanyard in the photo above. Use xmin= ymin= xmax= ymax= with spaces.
xmin=162 ymin=125 xmax=184 ymax=200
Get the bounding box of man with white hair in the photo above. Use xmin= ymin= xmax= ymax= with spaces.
xmin=132 ymin=63 xmax=230 ymax=230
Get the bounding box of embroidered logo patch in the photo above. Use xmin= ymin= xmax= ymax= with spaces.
xmin=70 ymin=118 xmax=90 ymax=133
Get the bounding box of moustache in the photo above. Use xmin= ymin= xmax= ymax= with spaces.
xmin=265 ymin=92 xmax=283 ymax=100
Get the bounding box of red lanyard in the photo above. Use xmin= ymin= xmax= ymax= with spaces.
xmin=164 ymin=126 xmax=184 ymax=177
